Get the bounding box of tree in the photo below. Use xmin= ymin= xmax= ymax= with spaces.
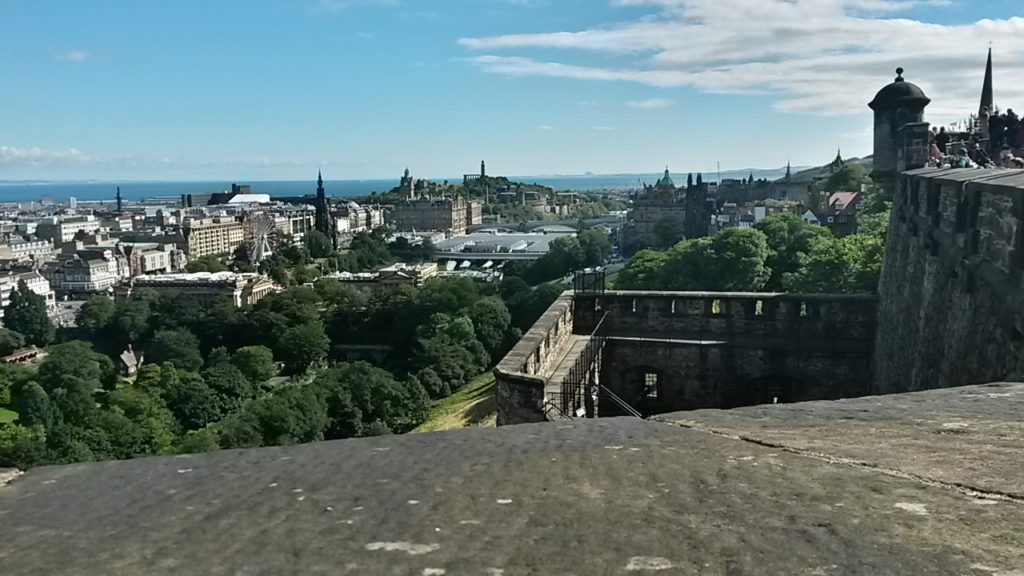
xmin=37 ymin=341 xmax=116 ymax=393
xmin=160 ymin=369 xmax=222 ymax=430
xmin=4 ymin=280 xmax=54 ymax=346
xmin=147 ymin=329 xmax=203 ymax=372
xmin=785 ymin=233 xmax=884 ymax=294
xmin=231 ymin=346 xmax=277 ymax=384
xmin=0 ymin=363 xmax=32 ymax=405
xmin=415 ymin=367 xmax=449 ymax=399
xmin=615 ymin=250 xmax=670 ymax=290
xmin=77 ymin=296 xmax=116 ymax=333
xmin=201 ymin=363 xmax=255 ymax=414
xmin=659 ymin=228 xmax=771 ymax=292
xmin=754 ymin=213 xmax=832 ymax=291
xmin=12 ymin=381 xmax=56 ymax=429
xmin=506 ymin=282 xmax=565 ymax=331
xmin=467 ymin=297 xmax=512 ymax=360
xmin=185 ymin=255 xmax=228 ymax=273
xmin=304 ymin=230 xmax=334 ymax=259
xmin=577 ymin=228 xmax=613 ymax=267
xmin=0 ymin=328 xmax=25 ymax=356
xmin=113 ymin=298 xmax=152 ymax=345
xmin=219 ymin=385 xmax=328 ymax=449
xmin=314 ymin=362 xmax=428 ymax=438
xmin=108 ymin=386 xmax=178 ymax=455
xmin=0 ymin=424 xmax=48 ymax=469
xmin=412 ymin=314 xmax=489 ymax=393
xmin=276 ymin=323 xmax=329 ymax=375
xmin=49 ymin=376 xmax=98 ymax=429
xmin=526 ymin=236 xmax=584 ymax=284
xmin=174 ymin=429 xmax=220 ymax=454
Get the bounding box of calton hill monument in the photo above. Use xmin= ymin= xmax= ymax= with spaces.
xmin=495 ymin=67 xmax=1024 ymax=425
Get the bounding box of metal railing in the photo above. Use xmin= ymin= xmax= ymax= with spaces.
xmin=557 ymin=311 xmax=609 ymax=418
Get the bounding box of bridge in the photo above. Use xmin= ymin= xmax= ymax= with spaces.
xmin=467 ymin=215 xmax=624 ymax=234
xmin=495 ymin=289 xmax=876 ymax=424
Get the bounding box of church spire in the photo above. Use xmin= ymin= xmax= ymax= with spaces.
xmin=785 ymin=161 xmax=792 ymax=179
xmin=980 ymin=46 xmax=994 ymax=116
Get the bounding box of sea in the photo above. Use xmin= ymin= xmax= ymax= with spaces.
xmin=0 ymin=169 xmax=792 ymax=204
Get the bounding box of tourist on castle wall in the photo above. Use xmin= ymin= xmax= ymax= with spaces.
xmin=1006 ymin=109 xmax=1020 ymax=149
xmin=935 ymin=127 xmax=951 ymax=153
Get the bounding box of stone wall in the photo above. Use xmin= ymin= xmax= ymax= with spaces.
xmin=577 ymin=292 xmax=876 ymax=415
xmin=874 ymin=168 xmax=1024 ymax=392
xmin=493 ymin=292 xmax=575 ymax=426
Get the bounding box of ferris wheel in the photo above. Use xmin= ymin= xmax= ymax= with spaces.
xmin=243 ymin=213 xmax=276 ymax=264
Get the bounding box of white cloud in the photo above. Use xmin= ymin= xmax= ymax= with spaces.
xmin=539 ymin=125 xmax=556 ymax=130
xmin=627 ymin=98 xmax=675 ymax=108
xmin=55 ymin=50 xmax=92 ymax=62
xmin=460 ymin=0 xmax=1024 ymax=123
xmin=592 ymin=125 xmax=616 ymax=131
xmin=0 ymin=146 xmax=93 ymax=165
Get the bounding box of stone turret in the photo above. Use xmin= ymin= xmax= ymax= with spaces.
xmin=869 ymin=67 xmax=931 ymax=178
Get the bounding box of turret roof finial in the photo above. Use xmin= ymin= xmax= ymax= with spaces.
xmin=895 ymin=67 xmax=905 ymax=82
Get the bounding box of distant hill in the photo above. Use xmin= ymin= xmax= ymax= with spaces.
xmin=781 ymin=156 xmax=873 ymax=184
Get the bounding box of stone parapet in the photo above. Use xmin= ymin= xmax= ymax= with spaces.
xmin=875 ymin=168 xmax=1024 ymax=392
xmin=494 ymin=292 xmax=575 ymax=425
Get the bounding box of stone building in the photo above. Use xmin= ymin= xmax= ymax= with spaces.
xmin=623 ymin=168 xmax=713 ymax=252
xmin=35 ymin=215 xmax=101 ymax=243
xmin=388 ymin=167 xmax=484 ymax=236
xmin=125 ymin=272 xmax=278 ymax=307
xmin=182 ymin=217 xmax=244 ymax=259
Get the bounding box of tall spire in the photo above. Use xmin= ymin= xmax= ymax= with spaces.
xmin=317 ymin=170 xmax=324 ymax=191
xmin=785 ymin=161 xmax=792 ymax=179
xmin=980 ymin=47 xmax=993 ymax=116
xmin=116 ymin=186 xmax=123 ymax=213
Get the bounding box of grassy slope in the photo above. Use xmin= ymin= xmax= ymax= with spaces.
xmin=0 ymin=407 xmax=18 ymax=424
xmin=412 ymin=371 xmax=496 ymax=433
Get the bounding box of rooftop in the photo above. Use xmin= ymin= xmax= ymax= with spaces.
xmin=1 ymin=383 xmax=1021 ymax=575
xmin=133 ymin=272 xmax=268 ymax=286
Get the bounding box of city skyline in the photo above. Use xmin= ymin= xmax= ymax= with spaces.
xmin=1 ymin=0 xmax=1022 ymax=181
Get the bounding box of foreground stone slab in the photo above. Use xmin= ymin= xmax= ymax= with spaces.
xmin=1 ymin=389 xmax=1022 ymax=574
xmin=658 ymin=382 xmax=1024 ymax=499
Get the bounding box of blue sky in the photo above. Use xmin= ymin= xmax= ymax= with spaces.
xmin=1 ymin=0 xmax=1022 ymax=180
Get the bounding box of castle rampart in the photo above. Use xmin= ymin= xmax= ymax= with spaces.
xmin=874 ymin=168 xmax=1024 ymax=392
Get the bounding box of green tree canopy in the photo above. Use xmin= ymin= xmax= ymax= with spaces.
xmin=754 ymin=213 xmax=832 ymax=291
xmin=185 ymin=255 xmax=228 ymax=273
xmin=4 ymin=280 xmax=54 ymax=346
xmin=276 ymin=322 xmax=329 ymax=375
xmin=37 ymin=341 xmax=116 ymax=393
xmin=159 ymin=368 xmax=223 ymax=431
xmin=303 ymin=229 xmax=335 ymax=259
xmin=615 ymin=250 xmax=670 ymax=290
xmin=467 ymin=297 xmax=512 ymax=360
xmin=77 ymin=296 xmax=117 ymax=333
xmin=0 ymin=328 xmax=25 ymax=356
xmin=231 ymin=345 xmax=277 ymax=384
xmin=146 ymin=329 xmax=203 ymax=372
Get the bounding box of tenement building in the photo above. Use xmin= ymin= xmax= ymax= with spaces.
xmin=182 ymin=216 xmax=244 ymax=259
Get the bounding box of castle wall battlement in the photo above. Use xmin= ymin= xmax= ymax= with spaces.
xmin=874 ymin=167 xmax=1024 ymax=392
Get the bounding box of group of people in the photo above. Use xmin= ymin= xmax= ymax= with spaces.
xmin=928 ymin=109 xmax=1024 ymax=170
xmin=978 ymin=106 xmax=1021 ymax=151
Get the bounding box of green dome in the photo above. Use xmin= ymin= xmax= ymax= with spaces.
xmin=656 ymin=168 xmax=675 ymax=189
